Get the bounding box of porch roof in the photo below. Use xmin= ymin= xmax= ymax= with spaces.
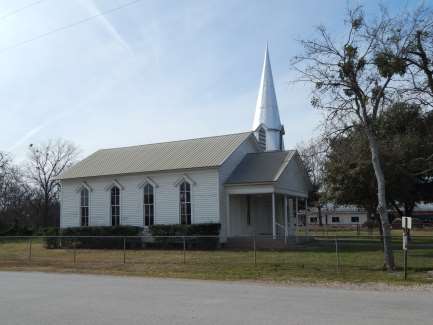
xmin=225 ymin=150 xmax=296 ymax=185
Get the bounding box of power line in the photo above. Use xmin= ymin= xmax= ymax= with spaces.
xmin=0 ymin=0 xmax=144 ymax=54
xmin=0 ymin=0 xmax=47 ymax=21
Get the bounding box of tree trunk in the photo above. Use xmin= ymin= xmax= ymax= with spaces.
xmin=365 ymin=128 xmax=395 ymax=271
xmin=378 ymin=214 xmax=384 ymax=248
xmin=44 ymin=192 xmax=50 ymax=227
xmin=318 ymin=205 xmax=323 ymax=226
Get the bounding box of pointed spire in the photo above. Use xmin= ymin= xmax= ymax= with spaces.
xmin=252 ymin=44 xmax=282 ymax=131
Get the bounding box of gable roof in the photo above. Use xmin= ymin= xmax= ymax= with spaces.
xmin=59 ymin=132 xmax=254 ymax=180
xmin=225 ymin=150 xmax=296 ymax=185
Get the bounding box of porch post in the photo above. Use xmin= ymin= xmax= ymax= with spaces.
xmin=272 ymin=192 xmax=276 ymax=240
xmin=226 ymin=193 xmax=231 ymax=237
xmin=305 ymin=198 xmax=308 ymax=236
xmin=295 ymin=197 xmax=299 ymax=235
xmin=284 ymin=195 xmax=288 ymax=243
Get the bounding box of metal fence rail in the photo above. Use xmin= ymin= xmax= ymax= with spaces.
xmin=0 ymin=235 xmax=432 ymax=280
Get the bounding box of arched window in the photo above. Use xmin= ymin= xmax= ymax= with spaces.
xmin=179 ymin=181 xmax=191 ymax=224
xmin=143 ymin=183 xmax=154 ymax=226
xmin=258 ymin=127 xmax=266 ymax=151
xmin=80 ymin=188 xmax=89 ymax=226
xmin=111 ymin=186 xmax=120 ymax=226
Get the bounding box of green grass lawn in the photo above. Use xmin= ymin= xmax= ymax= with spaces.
xmin=0 ymin=238 xmax=432 ymax=285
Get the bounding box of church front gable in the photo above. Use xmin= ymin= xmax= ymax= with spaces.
xmin=274 ymin=155 xmax=311 ymax=197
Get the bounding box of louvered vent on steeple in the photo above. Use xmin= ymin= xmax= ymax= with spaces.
xmin=258 ymin=127 xmax=266 ymax=151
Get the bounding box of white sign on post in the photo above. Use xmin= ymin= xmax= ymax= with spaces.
xmin=402 ymin=217 xmax=412 ymax=230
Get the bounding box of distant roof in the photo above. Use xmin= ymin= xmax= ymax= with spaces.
xmin=226 ymin=150 xmax=296 ymax=184
xmin=59 ymin=132 xmax=253 ymax=180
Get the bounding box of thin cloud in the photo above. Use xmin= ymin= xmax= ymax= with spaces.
xmin=76 ymin=0 xmax=133 ymax=53
xmin=8 ymin=114 xmax=65 ymax=152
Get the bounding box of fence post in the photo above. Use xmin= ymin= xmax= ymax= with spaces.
xmin=28 ymin=238 xmax=32 ymax=263
xmin=183 ymin=236 xmax=186 ymax=264
xmin=253 ymin=233 xmax=257 ymax=266
xmin=335 ymin=235 xmax=340 ymax=272
xmin=73 ymin=239 xmax=77 ymax=265
xmin=403 ymin=229 xmax=409 ymax=280
xmin=123 ymin=237 xmax=126 ymax=265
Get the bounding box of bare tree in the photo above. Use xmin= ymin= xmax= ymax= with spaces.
xmin=399 ymin=6 xmax=433 ymax=104
xmin=297 ymin=139 xmax=327 ymax=226
xmin=27 ymin=139 xmax=79 ymax=226
xmin=0 ymin=152 xmax=31 ymax=227
xmin=291 ymin=7 xmax=415 ymax=270
xmin=0 ymin=152 xmax=15 ymax=216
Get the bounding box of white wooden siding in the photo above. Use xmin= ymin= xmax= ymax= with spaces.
xmin=274 ymin=157 xmax=309 ymax=197
xmin=60 ymin=169 xmax=219 ymax=228
xmin=218 ymin=137 xmax=259 ymax=239
xmin=229 ymin=194 xmax=272 ymax=236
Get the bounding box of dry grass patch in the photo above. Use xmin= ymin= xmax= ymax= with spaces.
xmin=1 ymin=239 xmax=433 ymax=285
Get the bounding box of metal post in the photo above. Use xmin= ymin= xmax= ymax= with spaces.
xmin=284 ymin=195 xmax=288 ymax=244
xmin=253 ymin=233 xmax=257 ymax=266
xmin=335 ymin=236 xmax=340 ymax=272
xmin=183 ymin=236 xmax=186 ymax=264
xmin=295 ymin=197 xmax=299 ymax=243
xmin=123 ymin=237 xmax=126 ymax=265
xmin=73 ymin=239 xmax=77 ymax=265
xmin=295 ymin=198 xmax=299 ymax=231
xmin=28 ymin=238 xmax=32 ymax=263
xmin=272 ymin=192 xmax=276 ymax=240
xmin=304 ymin=198 xmax=308 ymax=236
xmin=403 ymin=229 xmax=408 ymax=280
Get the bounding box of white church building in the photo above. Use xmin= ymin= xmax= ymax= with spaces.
xmin=58 ymin=47 xmax=312 ymax=242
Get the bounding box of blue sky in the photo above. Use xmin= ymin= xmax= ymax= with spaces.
xmin=0 ymin=0 xmax=429 ymax=160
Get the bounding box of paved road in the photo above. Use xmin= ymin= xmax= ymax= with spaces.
xmin=0 ymin=271 xmax=432 ymax=325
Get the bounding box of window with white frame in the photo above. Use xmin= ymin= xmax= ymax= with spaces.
xmin=332 ymin=216 xmax=340 ymax=223
xmin=111 ymin=186 xmax=120 ymax=226
xmin=351 ymin=216 xmax=359 ymax=223
xmin=179 ymin=181 xmax=191 ymax=224
xmin=80 ymin=188 xmax=89 ymax=226
xmin=143 ymin=183 xmax=154 ymax=226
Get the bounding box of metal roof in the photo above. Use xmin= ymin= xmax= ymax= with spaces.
xmin=225 ymin=150 xmax=296 ymax=184
xmin=59 ymin=132 xmax=253 ymax=180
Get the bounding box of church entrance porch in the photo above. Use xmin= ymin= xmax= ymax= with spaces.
xmin=225 ymin=190 xmax=307 ymax=242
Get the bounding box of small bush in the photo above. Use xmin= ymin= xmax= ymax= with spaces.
xmin=43 ymin=226 xmax=143 ymax=249
xmin=149 ymin=223 xmax=220 ymax=249
xmin=39 ymin=227 xmax=61 ymax=249
xmin=0 ymin=224 xmax=35 ymax=236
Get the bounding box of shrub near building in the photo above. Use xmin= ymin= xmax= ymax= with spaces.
xmin=44 ymin=226 xmax=143 ymax=249
xmin=43 ymin=224 xmax=221 ymax=250
xmin=149 ymin=223 xmax=221 ymax=249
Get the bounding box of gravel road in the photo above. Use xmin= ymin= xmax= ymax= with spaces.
xmin=1 ymin=271 xmax=432 ymax=325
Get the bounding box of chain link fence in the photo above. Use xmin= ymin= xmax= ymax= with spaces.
xmin=0 ymin=235 xmax=432 ymax=279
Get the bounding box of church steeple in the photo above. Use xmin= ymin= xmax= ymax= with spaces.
xmin=252 ymin=45 xmax=284 ymax=151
